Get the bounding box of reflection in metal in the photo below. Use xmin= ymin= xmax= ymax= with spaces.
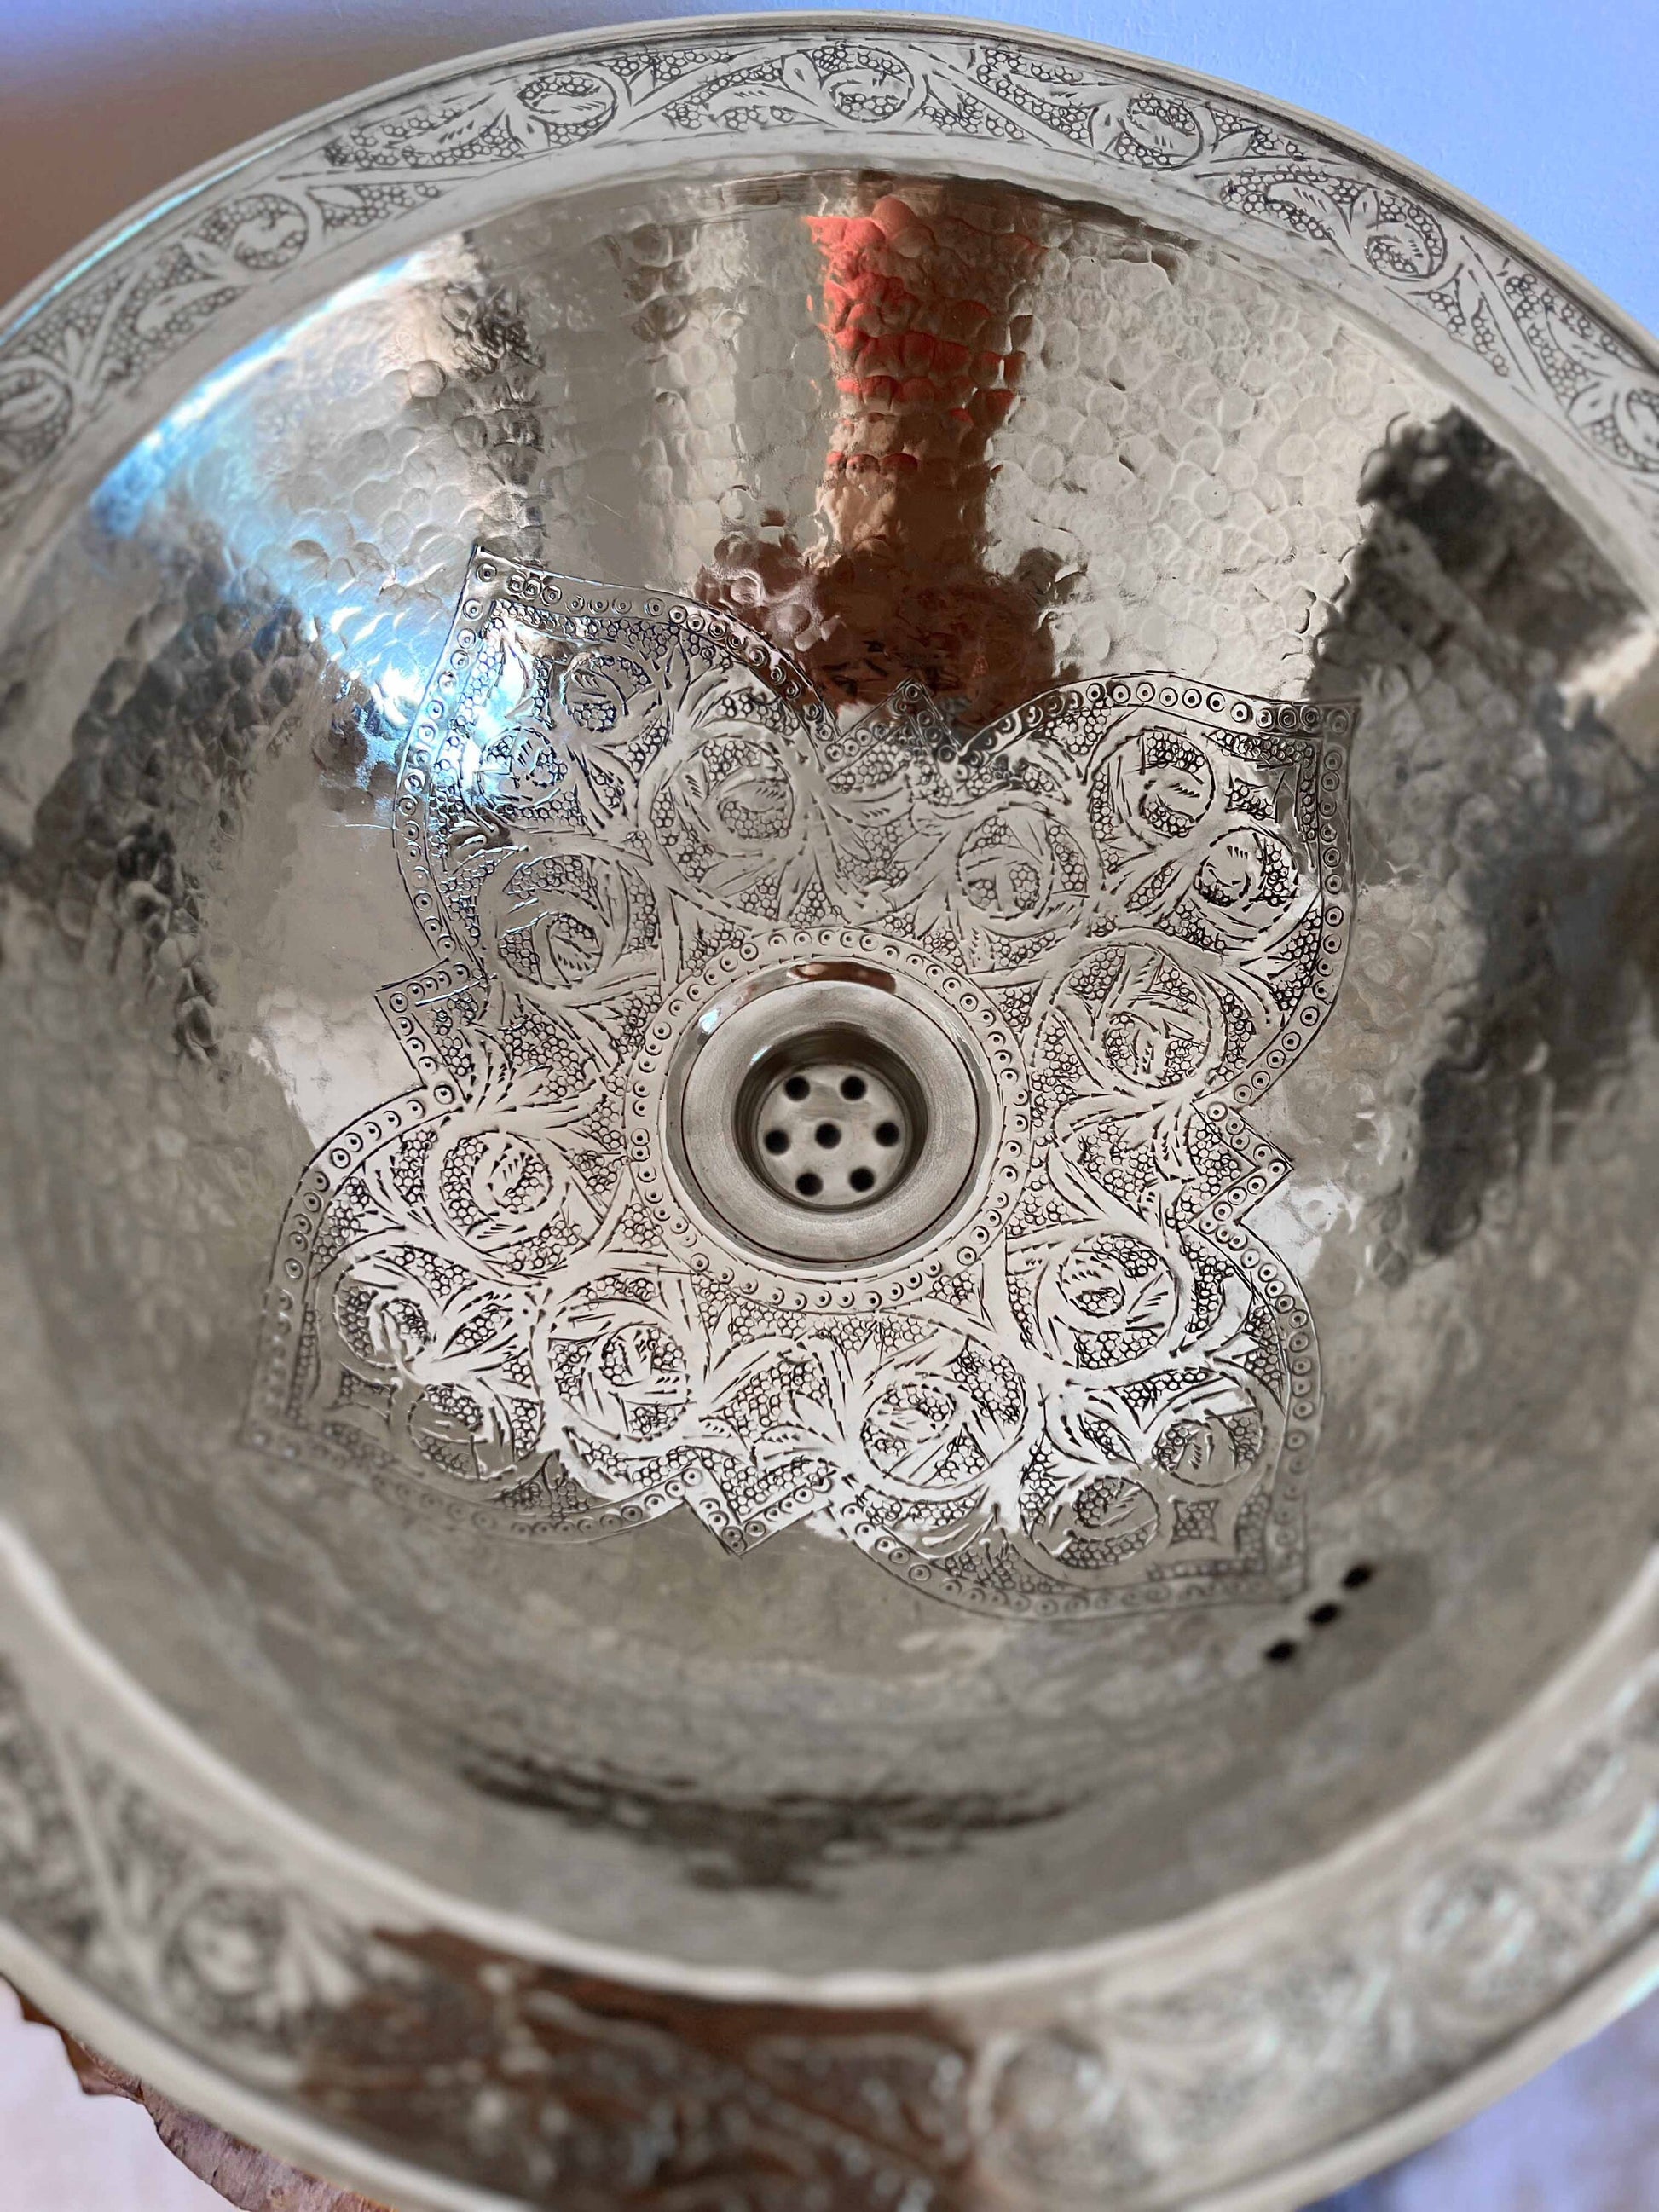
xmin=248 ymin=555 xmax=1353 ymax=1617
xmin=701 ymin=186 xmax=1058 ymax=721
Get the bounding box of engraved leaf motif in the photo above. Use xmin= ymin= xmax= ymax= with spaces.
xmin=1107 ymin=970 xmax=1209 ymax=1084
xmin=1120 ymin=96 xmax=1203 ymax=165
xmin=408 ymin=92 xmax=520 ymax=158
xmin=551 ymin=1279 xmax=780 ymax=1457
xmin=160 ymin=1881 xmax=363 ymax=2036
xmin=222 ymin=203 xmax=309 ymax=265
xmin=132 ymin=249 xmax=246 ymax=340
xmin=1260 ymin=176 xmax=1343 ymax=239
xmin=1036 ymin=1463 xmax=1155 ymax=1559
xmin=575 ymin=1319 xmax=689 ymax=1437
xmin=1257 ymin=176 xmax=1442 ymax=281
xmin=1065 ymin=1248 xmax=1175 ymax=1337
xmin=1345 ymin=185 xmax=1443 ymax=280
xmin=1617 ymin=385 xmax=1659 ymax=468
xmin=354 ymin=80 xmax=614 ymax=165
xmin=1207 ymin=118 xmax=1275 ymax=164
xmin=693 ymin=76 xmax=814 ymax=129
xmin=781 ymin=52 xmax=823 ymax=104
xmin=1540 ymin=305 xmax=1659 ymax=466
xmin=519 ymin=70 xmax=619 ymax=141
xmin=0 ymin=372 xmax=70 ymax=438
xmin=335 ymin=1252 xmax=534 ymax=1479
xmin=478 ymin=636 xmax=639 ymax=830
xmin=488 ymin=850 xmax=639 ymax=998
xmin=307 ymin=182 xmax=384 ymax=220
xmin=257 ymin=1901 xmax=367 ymax=2019
xmin=1009 ymin=72 xmax=1128 ymax=135
xmin=816 ymin=50 xmax=925 ymax=125
xmin=760 ymin=1332 xmax=933 ymax=1471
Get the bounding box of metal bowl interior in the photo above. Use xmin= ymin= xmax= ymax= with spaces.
xmin=3 ymin=111 xmax=1659 ymax=2003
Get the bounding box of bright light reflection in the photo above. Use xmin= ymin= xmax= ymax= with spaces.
xmin=90 ymin=248 xmax=471 ymax=768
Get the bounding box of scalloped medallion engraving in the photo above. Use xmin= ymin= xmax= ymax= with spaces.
xmin=246 ymin=554 xmax=1354 ymax=1619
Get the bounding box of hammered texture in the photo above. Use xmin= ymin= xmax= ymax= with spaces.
xmin=1003 ymin=224 xmax=1422 ymax=691
xmin=0 ymin=162 xmax=1656 ymax=2001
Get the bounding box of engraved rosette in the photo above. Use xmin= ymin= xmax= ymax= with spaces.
xmin=247 ymin=554 xmax=1354 ymax=1618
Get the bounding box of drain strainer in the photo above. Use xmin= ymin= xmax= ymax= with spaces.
xmin=667 ymin=962 xmax=988 ymax=1266
xmin=749 ymin=1048 xmax=912 ymax=1209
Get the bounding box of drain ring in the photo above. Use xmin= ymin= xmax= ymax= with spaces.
xmin=673 ymin=969 xmax=983 ymax=1266
xmin=631 ymin=933 xmax=1030 ymax=1303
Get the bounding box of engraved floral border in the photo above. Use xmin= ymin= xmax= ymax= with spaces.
xmin=2 ymin=21 xmax=1658 ymax=552
xmin=1 ymin=1621 xmax=1656 ymax=2211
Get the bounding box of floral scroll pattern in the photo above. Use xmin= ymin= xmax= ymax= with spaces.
xmin=2 ymin=1646 xmax=1656 ymax=2209
xmin=0 ymin=1663 xmax=405 ymax=2092
xmin=246 ymin=557 xmax=1353 ymax=1620
xmin=3 ymin=26 xmax=1658 ymax=540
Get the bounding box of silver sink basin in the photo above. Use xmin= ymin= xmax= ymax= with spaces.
xmin=2 ymin=18 xmax=1656 ymax=2209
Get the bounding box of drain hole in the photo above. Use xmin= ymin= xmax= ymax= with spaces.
xmin=1264 ymin=1639 xmax=1298 ymax=1665
xmin=1342 ymin=1562 xmax=1374 ymax=1589
xmin=1308 ymin=1602 xmax=1342 ymax=1628
xmin=736 ymin=1022 xmax=933 ymax=1219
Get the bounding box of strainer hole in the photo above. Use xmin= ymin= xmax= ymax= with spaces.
xmin=849 ymin=1167 xmax=876 ymax=1193
xmin=783 ymin=1075 xmax=811 ymax=1101
xmin=840 ymin=1074 xmax=867 ymax=1100
xmin=814 ymin=1123 xmax=841 ymax=1149
xmin=795 ymin=1172 xmax=823 ymax=1198
xmin=875 ymin=1120 xmax=901 ymax=1147
xmin=762 ymin=1129 xmax=789 ymax=1155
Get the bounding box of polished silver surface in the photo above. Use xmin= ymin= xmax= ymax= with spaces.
xmin=2 ymin=16 xmax=1659 ymax=2212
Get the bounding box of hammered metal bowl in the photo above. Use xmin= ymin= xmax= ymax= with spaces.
xmin=3 ymin=18 xmax=1658 ymax=2211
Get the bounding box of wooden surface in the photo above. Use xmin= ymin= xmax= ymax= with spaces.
xmin=9 ymin=1988 xmax=384 ymax=2212
xmin=4 ymin=1971 xmax=1658 ymax=2210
